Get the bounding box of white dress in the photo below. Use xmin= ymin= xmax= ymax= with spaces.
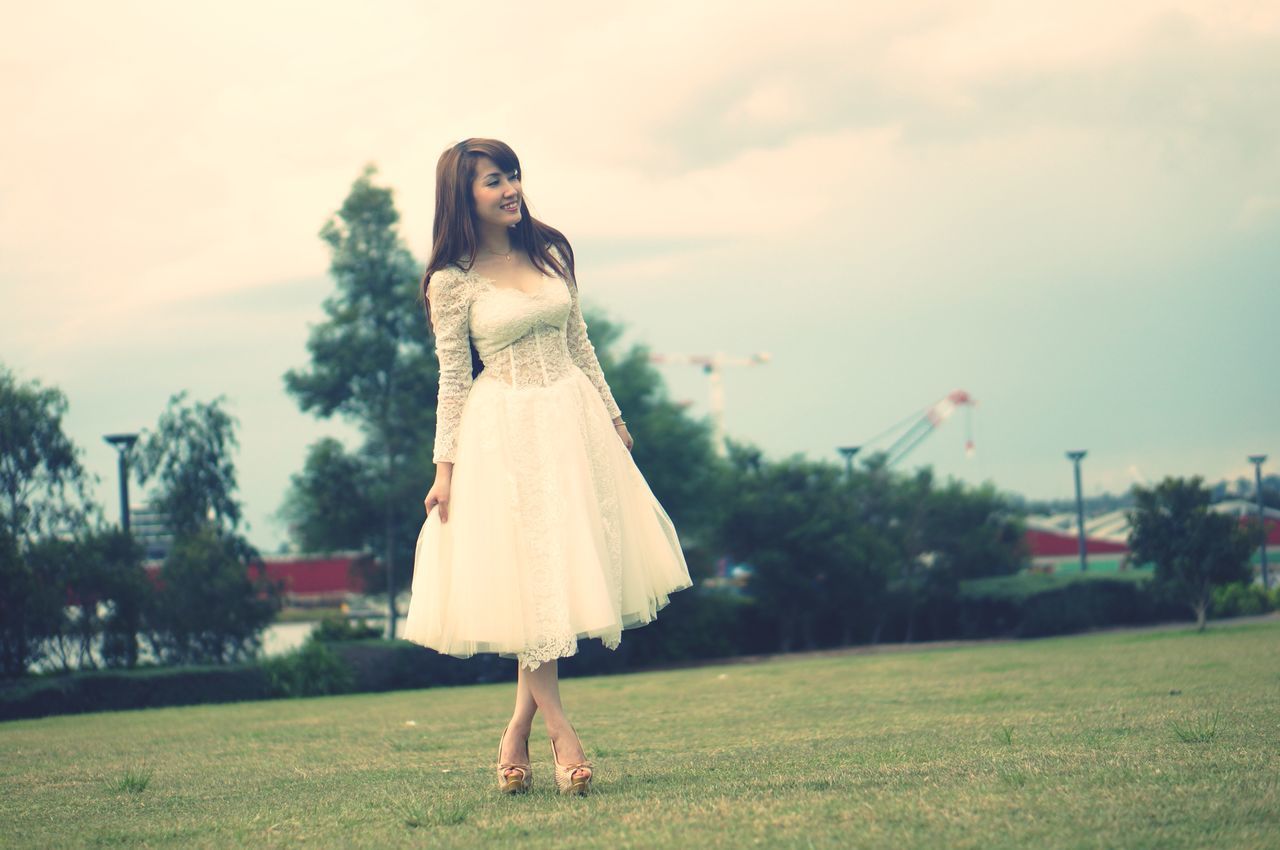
xmin=402 ymin=251 xmax=693 ymax=671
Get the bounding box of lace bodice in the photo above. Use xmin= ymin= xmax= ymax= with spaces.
xmin=426 ymin=257 xmax=622 ymax=463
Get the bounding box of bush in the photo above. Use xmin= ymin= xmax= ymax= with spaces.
xmin=955 ymin=572 xmax=1188 ymax=638
xmin=328 ymin=640 xmax=514 ymax=691
xmin=260 ymin=639 xmax=355 ymax=698
xmin=1211 ymin=582 xmax=1274 ymax=618
xmin=0 ymin=664 xmax=272 ymax=721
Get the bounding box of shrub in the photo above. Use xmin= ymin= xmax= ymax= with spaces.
xmin=0 ymin=664 xmax=272 ymax=721
xmin=1211 ymin=582 xmax=1273 ymax=618
xmin=328 ymin=640 xmax=514 ymax=691
xmin=614 ymin=590 xmax=755 ymax=665
xmin=260 ymin=639 xmax=355 ymax=698
xmin=955 ymin=572 xmax=1188 ymax=638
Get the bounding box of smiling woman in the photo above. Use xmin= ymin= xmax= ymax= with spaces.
xmin=403 ymin=138 xmax=693 ymax=797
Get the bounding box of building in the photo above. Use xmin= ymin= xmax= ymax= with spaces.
xmin=1024 ymin=500 xmax=1280 ymax=578
xmin=142 ymin=550 xmax=372 ymax=608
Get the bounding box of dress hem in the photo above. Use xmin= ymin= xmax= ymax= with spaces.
xmin=402 ymin=578 xmax=695 ymax=672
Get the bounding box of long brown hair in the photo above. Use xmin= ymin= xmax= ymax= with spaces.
xmin=421 ymin=138 xmax=577 ymax=336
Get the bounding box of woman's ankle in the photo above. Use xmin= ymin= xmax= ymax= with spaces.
xmin=542 ymin=715 xmax=572 ymax=736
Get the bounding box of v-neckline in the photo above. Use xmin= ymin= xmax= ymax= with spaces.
xmin=469 ymin=268 xmax=555 ymax=297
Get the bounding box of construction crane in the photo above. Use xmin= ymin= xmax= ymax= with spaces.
xmin=838 ymin=390 xmax=977 ymax=472
xmin=649 ymin=351 xmax=771 ymax=456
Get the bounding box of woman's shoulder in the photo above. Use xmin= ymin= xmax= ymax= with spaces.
xmin=545 ymin=242 xmax=576 ymax=286
xmin=426 ymin=262 xmax=474 ymax=296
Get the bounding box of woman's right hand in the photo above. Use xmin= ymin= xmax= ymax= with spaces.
xmin=424 ymin=471 xmax=452 ymax=522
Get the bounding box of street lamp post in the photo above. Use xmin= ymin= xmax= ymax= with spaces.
xmin=103 ymin=433 xmax=138 ymax=534
xmin=1248 ymin=454 xmax=1269 ymax=589
xmin=1066 ymin=451 xmax=1088 ymax=572
xmin=837 ymin=446 xmax=860 ymax=479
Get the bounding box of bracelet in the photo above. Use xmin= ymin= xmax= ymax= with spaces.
xmin=614 ymin=419 xmax=626 ymax=427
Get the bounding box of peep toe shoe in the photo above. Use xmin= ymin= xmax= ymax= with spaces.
xmin=549 ymin=725 xmax=594 ymax=796
xmin=496 ymin=724 xmax=532 ymax=794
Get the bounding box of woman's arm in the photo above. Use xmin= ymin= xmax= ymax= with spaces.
xmin=427 ymin=267 xmax=473 ymax=464
xmin=552 ymin=244 xmax=630 ymax=450
xmin=564 ymin=280 xmax=623 ymax=421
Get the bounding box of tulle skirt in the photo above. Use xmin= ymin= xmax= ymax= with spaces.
xmin=402 ymin=367 xmax=693 ymax=671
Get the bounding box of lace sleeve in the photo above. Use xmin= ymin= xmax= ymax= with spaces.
xmin=427 ymin=267 xmax=473 ymax=463
xmin=564 ymin=275 xmax=622 ymax=421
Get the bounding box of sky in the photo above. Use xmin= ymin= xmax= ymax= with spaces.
xmin=3 ymin=1 xmax=1278 ymax=552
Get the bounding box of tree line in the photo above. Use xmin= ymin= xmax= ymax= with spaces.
xmin=0 ymin=374 xmax=279 ymax=678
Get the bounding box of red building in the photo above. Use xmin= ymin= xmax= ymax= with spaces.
xmin=1024 ymin=500 xmax=1280 ymax=575
xmin=143 ymin=551 xmax=371 ymax=608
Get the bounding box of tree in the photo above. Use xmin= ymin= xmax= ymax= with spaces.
xmin=132 ymin=390 xmax=242 ymax=538
xmin=851 ymin=456 xmax=1027 ymax=643
xmin=717 ymin=445 xmax=887 ymax=651
xmin=88 ymin=528 xmax=151 ymax=669
xmin=133 ymin=392 xmax=281 ymax=662
xmin=924 ymin=480 xmax=1027 ymax=581
xmin=0 ymin=525 xmax=63 ymax=678
xmin=0 ymin=364 xmax=95 ymax=542
xmin=1128 ymin=476 xmax=1258 ymax=631
xmin=143 ymin=527 xmax=279 ymax=664
xmin=283 ymin=165 xmax=436 ymax=638
xmin=277 ymin=437 xmax=381 ymax=553
xmin=52 ymin=528 xmax=150 ymax=670
xmin=0 ymin=366 xmax=128 ymax=678
xmin=881 ymin=463 xmax=946 ymax=643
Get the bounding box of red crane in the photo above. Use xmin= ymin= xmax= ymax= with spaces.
xmin=840 ymin=390 xmax=977 ymax=469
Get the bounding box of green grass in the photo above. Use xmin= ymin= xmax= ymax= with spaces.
xmin=2 ymin=619 xmax=1278 ymax=849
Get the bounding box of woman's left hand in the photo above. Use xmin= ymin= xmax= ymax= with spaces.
xmin=614 ymin=422 xmax=633 ymax=452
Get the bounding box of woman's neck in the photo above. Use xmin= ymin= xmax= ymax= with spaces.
xmin=476 ymin=222 xmax=513 ymax=256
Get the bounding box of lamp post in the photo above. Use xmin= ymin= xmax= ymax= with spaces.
xmin=103 ymin=433 xmax=138 ymax=534
xmin=837 ymin=446 xmax=860 ymax=479
xmin=1066 ymin=451 xmax=1088 ymax=572
xmin=1248 ymin=454 xmax=1269 ymax=589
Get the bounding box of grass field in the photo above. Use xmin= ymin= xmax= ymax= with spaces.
xmin=2 ymin=618 xmax=1278 ymax=849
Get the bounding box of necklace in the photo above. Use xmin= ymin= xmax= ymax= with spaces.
xmin=485 ymin=246 xmax=514 ymax=262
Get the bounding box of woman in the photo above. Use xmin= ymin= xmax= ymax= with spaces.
xmin=402 ymin=139 xmax=693 ymax=796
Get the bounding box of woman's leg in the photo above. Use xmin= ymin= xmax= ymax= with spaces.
xmin=500 ymin=663 xmax=537 ymax=770
xmin=521 ymin=659 xmax=589 ymax=771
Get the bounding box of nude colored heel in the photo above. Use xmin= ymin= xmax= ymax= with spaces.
xmin=496 ymin=724 xmax=531 ymax=794
xmin=549 ymin=724 xmax=593 ymax=796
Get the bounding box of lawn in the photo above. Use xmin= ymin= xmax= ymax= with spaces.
xmin=2 ymin=618 xmax=1277 ymax=849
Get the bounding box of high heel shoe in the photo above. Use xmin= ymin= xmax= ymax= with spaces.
xmin=549 ymin=724 xmax=593 ymax=796
xmin=496 ymin=723 xmax=532 ymax=794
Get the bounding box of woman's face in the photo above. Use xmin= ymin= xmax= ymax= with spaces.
xmin=470 ymin=155 xmax=522 ymax=230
